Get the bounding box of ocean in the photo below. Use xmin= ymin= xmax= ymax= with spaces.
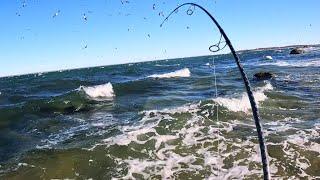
xmin=0 ymin=45 xmax=319 ymax=179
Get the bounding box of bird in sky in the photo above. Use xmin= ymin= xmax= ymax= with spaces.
xmin=83 ymin=13 xmax=88 ymax=21
xmin=52 ymin=10 xmax=60 ymax=18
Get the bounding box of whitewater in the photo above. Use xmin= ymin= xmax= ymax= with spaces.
xmin=0 ymin=45 xmax=319 ymax=179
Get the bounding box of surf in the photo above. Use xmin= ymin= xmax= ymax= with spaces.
xmin=148 ymin=68 xmax=191 ymax=78
xmin=79 ymin=82 xmax=115 ymax=99
xmin=213 ymin=82 xmax=273 ymax=113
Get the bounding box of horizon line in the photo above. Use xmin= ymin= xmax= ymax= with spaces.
xmin=1 ymin=43 xmax=318 ymax=79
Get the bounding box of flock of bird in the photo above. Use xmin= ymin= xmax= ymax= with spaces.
xmin=15 ymin=0 xmax=186 ymax=52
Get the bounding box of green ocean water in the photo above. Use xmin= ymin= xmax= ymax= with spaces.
xmin=0 ymin=45 xmax=319 ymax=179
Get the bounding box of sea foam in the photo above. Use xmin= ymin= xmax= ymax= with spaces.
xmin=259 ymin=58 xmax=320 ymax=67
xmin=79 ymin=82 xmax=115 ymax=98
xmin=213 ymin=82 xmax=273 ymax=113
xmin=91 ymin=98 xmax=319 ymax=179
xmin=148 ymin=68 xmax=190 ymax=78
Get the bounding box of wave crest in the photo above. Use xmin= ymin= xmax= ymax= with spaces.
xmin=79 ymin=82 xmax=115 ymax=98
xmin=213 ymin=82 xmax=273 ymax=113
xmin=260 ymin=59 xmax=320 ymax=67
xmin=148 ymin=68 xmax=190 ymax=78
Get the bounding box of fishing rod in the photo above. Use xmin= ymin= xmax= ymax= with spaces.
xmin=160 ymin=3 xmax=270 ymax=179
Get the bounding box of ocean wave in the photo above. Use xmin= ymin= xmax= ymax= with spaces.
xmin=95 ymin=103 xmax=235 ymax=178
xmin=98 ymin=103 xmax=237 ymax=179
xmin=213 ymin=82 xmax=273 ymax=113
xmin=93 ymin=101 xmax=320 ymax=179
xmin=154 ymin=64 xmax=180 ymax=67
xmin=36 ymin=112 xmax=117 ymax=149
xmin=148 ymin=68 xmax=190 ymax=78
xmin=259 ymin=59 xmax=320 ymax=67
xmin=79 ymin=82 xmax=115 ymax=98
xmin=303 ymin=46 xmax=320 ymax=53
xmin=5 ymin=98 xmax=318 ymax=178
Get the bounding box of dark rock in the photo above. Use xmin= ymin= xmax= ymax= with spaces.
xmin=290 ymin=48 xmax=305 ymax=54
xmin=254 ymin=72 xmax=274 ymax=80
xmin=149 ymin=112 xmax=156 ymax=118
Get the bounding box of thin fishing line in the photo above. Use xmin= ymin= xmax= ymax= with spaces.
xmin=212 ymin=56 xmax=221 ymax=178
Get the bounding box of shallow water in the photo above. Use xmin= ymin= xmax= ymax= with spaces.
xmin=0 ymin=45 xmax=319 ymax=179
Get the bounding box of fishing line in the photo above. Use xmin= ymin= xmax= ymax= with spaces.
xmin=211 ymin=56 xmax=221 ymax=178
xmin=160 ymin=3 xmax=270 ymax=179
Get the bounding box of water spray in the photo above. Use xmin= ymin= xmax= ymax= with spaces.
xmin=160 ymin=3 xmax=270 ymax=179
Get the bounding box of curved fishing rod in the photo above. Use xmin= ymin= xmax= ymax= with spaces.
xmin=161 ymin=3 xmax=270 ymax=179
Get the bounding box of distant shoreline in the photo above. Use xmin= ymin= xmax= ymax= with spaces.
xmin=237 ymin=43 xmax=320 ymax=53
xmin=1 ymin=43 xmax=319 ymax=79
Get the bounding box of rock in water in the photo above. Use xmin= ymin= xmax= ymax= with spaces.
xmin=254 ymin=72 xmax=274 ymax=80
xmin=290 ymin=48 xmax=305 ymax=54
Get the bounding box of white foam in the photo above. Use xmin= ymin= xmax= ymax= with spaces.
xmin=265 ymin=55 xmax=273 ymax=60
xmin=119 ymin=152 xmax=202 ymax=179
xmin=286 ymin=129 xmax=320 ymax=153
xmin=18 ymin=163 xmax=28 ymax=167
xmin=260 ymin=58 xmax=320 ymax=67
xmin=223 ymin=166 xmax=250 ymax=179
xmin=37 ymin=112 xmax=117 ymax=149
xmin=264 ymin=117 xmax=302 ymax=136
xmin=99 ymin=102 xmax=264 ymax=179
xmin=155 ymin=64 xmax=180 ymax=67
xmin=17 ymin=162 xmax=35 ymax=169
xmin=303 ymin=46 xmax=320 ymax=52
xmin=92 ymin=99 xmax=319 ymax=179
xmin=148 ymin=68 xmax=190 ymax=78
xmin=79 ymin=82 xmax=115 ymax=98
xmin=213 ymin=82 xmax=273 ymax=113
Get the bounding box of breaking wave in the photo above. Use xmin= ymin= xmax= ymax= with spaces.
xmin=79 ymin=82 xmax=115 ymax=98
xmin=91 ymin=101 xmax=319 ymax=179
xmin=148 ymin=68 xmax=191 ymax=78
xmin=154 ymin=64 xmax=180 ymax=67
xmin=213 ymin=82 xmax=273 ymax=113
xmin=259 ymin=58 xmax=320 ymax=67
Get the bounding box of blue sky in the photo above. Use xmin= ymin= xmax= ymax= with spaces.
xmin=0 ymin=0 xmax=319 ymax=77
